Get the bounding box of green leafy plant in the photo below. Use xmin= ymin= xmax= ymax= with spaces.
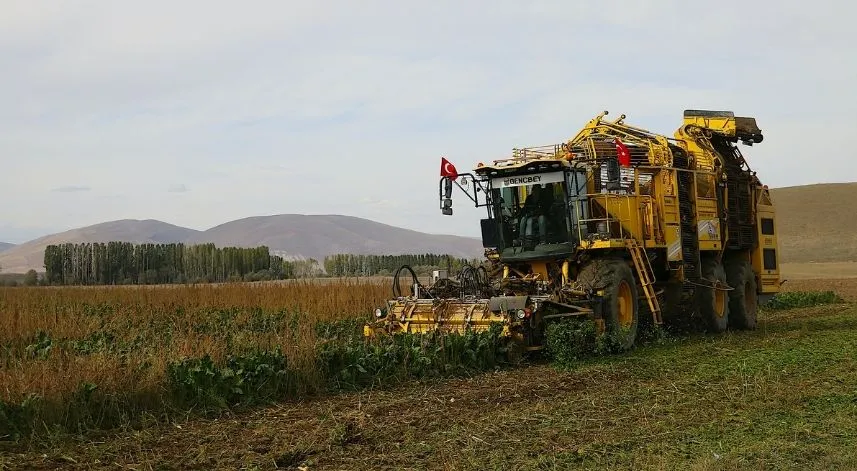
xmin=0 ymin=394 xmax=42 ymax=440
xmin=24 ymin=331 xmax=53 ymax=360
xmin=763 ymin=290 xmax=844 ymax=310
xmin=166 ymin=350 xmax=301 ymax=411
xmin=544 ymin=319 xmax=598 ymax=366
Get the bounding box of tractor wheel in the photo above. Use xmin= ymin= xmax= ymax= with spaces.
xmin=726 ymin=260 xmax=758 ymax=330
xmin=503 ymin=336 xmax=526 ymax=366
xmin=578 ymin=258 xmax=639 ymax=351
xmin=697 ymin=257 xmax=730 ymax=333
xmin=660 ymin=282 xmax=687 ymax=322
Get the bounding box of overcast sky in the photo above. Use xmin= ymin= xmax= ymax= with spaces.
xmin=1 ymin=0 xmax=854 ymax=243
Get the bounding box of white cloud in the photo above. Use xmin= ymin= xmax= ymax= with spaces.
xmin=52 ymin=185 xmax=91 ymax=193
xmin=0 ymin=0 xmax=854 ymax=240
xmin=167 ymin=184 xmax=189 ymax=193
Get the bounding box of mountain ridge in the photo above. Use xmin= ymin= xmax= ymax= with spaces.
xmin=0 ymin=219 xmax=201 ymax=274
xmin=1 ymin=182 xmax=854 ymax=273
xmin=0 ymin=214 xmax=483 ymax=273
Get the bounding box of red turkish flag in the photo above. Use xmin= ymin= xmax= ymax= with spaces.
xmin=440 ymin=157 xmax=458 ymax=179
xmin=615 ymin=138 xmax=631 ymax=167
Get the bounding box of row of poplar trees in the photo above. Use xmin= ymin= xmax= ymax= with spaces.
xmin=43 ymin=242 xmax=289 ymax=285
xmin=322 ymin=253 xmax=478 ymax=277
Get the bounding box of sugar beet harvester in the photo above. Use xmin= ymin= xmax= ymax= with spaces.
xmin=364 ymin=110 xmax=782 ymax=357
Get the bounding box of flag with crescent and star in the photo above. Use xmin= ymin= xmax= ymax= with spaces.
xmin=440 ymin=157 xmax=458 ymax=179
xmin=614 ymin=138 xmax=631 ymax=167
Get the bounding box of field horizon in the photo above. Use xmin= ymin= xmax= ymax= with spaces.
xmin=2 ymin=181 xmax=856 ymax=275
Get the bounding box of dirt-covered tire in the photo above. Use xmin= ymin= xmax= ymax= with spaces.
xmin=656 ymin=282 xmax=695 ymax=333
xmin=659 ymin=282 xmax=686 ymax=320
xmin=697 ymin=256 xmax=730 ymax=333
xmin=577 ymin=258 xmax=639 ymax=351
xmin=503 ymin=338 xmax=526 ymax=366
xmin=726 ymin=259 xmax=758 ymax=330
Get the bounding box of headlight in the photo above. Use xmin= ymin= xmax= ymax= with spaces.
xmin=374 ymin=308 xmax=383 ymax=318
xmin=516 ymin=309 xmax=526 ymax=319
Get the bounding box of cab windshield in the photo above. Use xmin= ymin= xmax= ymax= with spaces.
xmin=493 ymin=180 xmax=569 ymax=248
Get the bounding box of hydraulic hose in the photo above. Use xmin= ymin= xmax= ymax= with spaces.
xmin=392 ymin=265 xmax=432 ymax=298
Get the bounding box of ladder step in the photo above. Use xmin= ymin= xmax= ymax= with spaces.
xmin=625 ymin=239 xmax=662 ymax=325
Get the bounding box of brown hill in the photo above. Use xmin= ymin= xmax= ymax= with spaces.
xmin=0 ymin=220 xmax=200 ymax=273
xmin=769 ymin=182 xmax=857 ymax=264
xmin=0 ymin=215 xmax=484 ymax=273
xmin=2 ymin=182 xmax=854 ymax=274
xmin=0 ymin=242 xmax=14 ymax=253
xmin=184 ymin=214 xmax=484 ymax=262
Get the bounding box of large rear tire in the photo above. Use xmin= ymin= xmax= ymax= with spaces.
xmin=697 ymin=256 xmax=730 ymax=333
xmin=578 ymin=259 xmax=639 ymax=351
xmin=660 ymin=282 xmax=693 ymax=330
xmin=726 ymin=259 xmax=758 ymax=330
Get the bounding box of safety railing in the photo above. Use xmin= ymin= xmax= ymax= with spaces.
xmin=572 ymin=193 xmax=655 ymax=243
xmin=509 ymin=144 xmax=563 ymax=161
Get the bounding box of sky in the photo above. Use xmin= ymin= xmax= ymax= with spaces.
xmin=1 ymin=0 xmax=855 ymax=243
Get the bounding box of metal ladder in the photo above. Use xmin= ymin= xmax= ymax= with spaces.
xmin=625 ymin=238 xmax=663 ymax=324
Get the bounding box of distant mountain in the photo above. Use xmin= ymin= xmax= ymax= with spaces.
xmin=5 ymin=180 xmax=850 ymax=275
xmin=184 ymin=214 xmax=483 ymax=262
xmin=0 ymin=242 xmax=14 ymax=253
xmin=0 ymin=219 xmax=200 ymax=273
xmin=0 ymin=215 xmax=484 ymax=273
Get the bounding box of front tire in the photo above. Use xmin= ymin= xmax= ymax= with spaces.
xmin=578 ymin=259 xmax=639 ymax=351
xmin=726 ymin=259 xmax=758 ymax=330
xmin=697 ymin=256 xmax=730 ymax=333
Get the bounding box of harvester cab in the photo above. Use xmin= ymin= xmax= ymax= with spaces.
xmin=365 ymin=110 xmax=781 ymax=360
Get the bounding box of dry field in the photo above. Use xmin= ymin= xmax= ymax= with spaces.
xmin=770 ymin=182 xmax=857 ymax=263
xmin=0 ymin=280 xmax=392 ymax=436
xmin=782 ymin=277 xmax=857 ymax=302
xmin=780 ymin=261 xmax=857 ymax=281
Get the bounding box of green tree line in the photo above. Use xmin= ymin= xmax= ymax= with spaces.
xmin=38 ymin=242 xmax=481 ymax=285
xmin=322 ymin=253 xmax=479 ymax=277
xmin=43 ymin=242 xmax=297 ymax=285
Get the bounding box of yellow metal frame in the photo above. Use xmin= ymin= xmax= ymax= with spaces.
xmin=365 ymin=299 xmax=511 ymax=337
xmin=752 ymin=186 xmax=780 ymax=295
xmin=366 ymin=109 xmax=781 ymax=346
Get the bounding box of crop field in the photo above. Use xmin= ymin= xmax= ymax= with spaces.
xmin=1 ymin=278 xmax=856 ymax=470
xmin=0 ymin=279 xmax=511 ymax=440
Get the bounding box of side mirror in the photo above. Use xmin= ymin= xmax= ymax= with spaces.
xmin=444 ymin=178 xmax=453 ymax=199
xmin=442 ymin=198 xmax=453 ymax=215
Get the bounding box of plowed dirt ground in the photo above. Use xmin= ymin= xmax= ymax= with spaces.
xmin=782 ymin=277 xmax=857 ymax=301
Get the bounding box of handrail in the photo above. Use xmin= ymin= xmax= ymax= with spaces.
xmin=576 ymin=193 xmax=655 ymax=242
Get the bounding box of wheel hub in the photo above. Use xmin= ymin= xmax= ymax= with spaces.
xmin=617 ymin=280 xmax=634 ymax=327
xmin=714 ymin=283 xmax=727 ymax=318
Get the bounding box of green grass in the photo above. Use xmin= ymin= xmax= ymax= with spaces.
xmin=763 ymin=290 xmax=845 ymax=310
xmin=443 ymin=304 xmax=857 ymax=470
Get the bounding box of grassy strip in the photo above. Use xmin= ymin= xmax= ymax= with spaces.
xmin=542 ymin=290 xmax=848 ymax=369
xmin=459 ymin=304 xmax=857 ymax=470
xmin=764 ymin=290 xmax=844 ymax=310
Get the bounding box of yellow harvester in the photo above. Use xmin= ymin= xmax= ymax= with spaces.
xmin=365 ymin=110 xmax=782 ymax=354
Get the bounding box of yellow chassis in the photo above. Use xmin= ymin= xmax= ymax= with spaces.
xmin=363 ymin=295 xmax=600 ymax=352
xmin=364 ymin=298 xmax=510 ymax=337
